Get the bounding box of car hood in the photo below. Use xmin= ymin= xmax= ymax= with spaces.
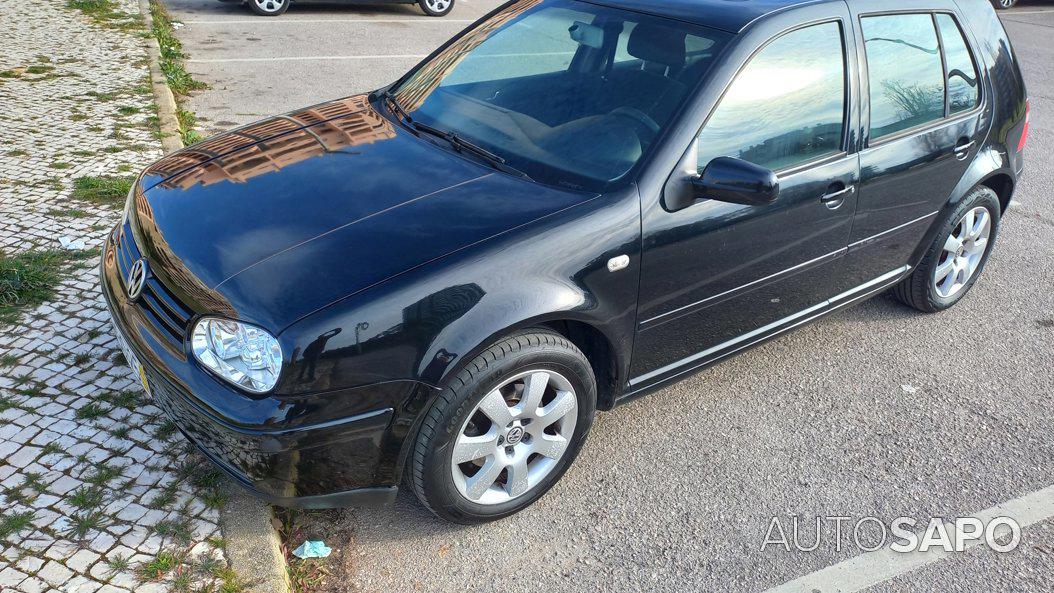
xmin=132 ymin=95 xmax=595 ymax=331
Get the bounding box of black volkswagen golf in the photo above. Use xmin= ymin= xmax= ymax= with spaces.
xmin=101 ymin=0 xmax=1028 ymax=523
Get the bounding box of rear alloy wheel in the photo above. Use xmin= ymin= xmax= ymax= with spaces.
xmin=250 ymin=0 xmax=288 ymax=16
xmin=891 ymin=186 xmax=1001 ymax=312
xmin=408 ymin=330 xmax=595 ymax=524
xmin=418 ymin=0 xmax=454 ymax=17
xmin=993 ymin=0 xmax=1017 ymax=9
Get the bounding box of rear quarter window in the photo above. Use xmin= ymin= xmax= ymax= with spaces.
xmin=935 ymin=13 xmax=981 ymax=114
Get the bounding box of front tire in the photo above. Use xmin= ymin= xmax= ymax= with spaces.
xmin=418 ymin=0 xmax=454 ymax=17
xmin=891 ymin=185 xmax=1001 ymax=312
xmin=249 ymin=0 xmax=288 ymax=16
xmin=407 ymin=330 xmax=596 ymax=524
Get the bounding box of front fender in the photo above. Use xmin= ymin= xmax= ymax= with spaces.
xmin=277 ymin=184 xmax=641 ymax=397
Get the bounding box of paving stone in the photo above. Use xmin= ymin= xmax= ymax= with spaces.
xmin=37 ymin=561 xmax=74 ymax=587
xmin=0 ymin=567 xmax=29 ymax=589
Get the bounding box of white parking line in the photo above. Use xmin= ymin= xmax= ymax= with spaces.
xmin=181 ymin=18 xmax=477 ymax=24
xmin=187 ymin=55 xmax=428 ymax=63
xmin=1002 ymin=9 xmax=1054 ymax=14
xmin=761 ymin=484 xmax=1054 ymax=593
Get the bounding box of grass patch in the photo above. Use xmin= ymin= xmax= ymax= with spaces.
xmin=0 ymin=395 xmax=25 ymax=413
xmin=0 ymin=510 xmax=35 ymax=540
xmin=117 ymin=105 xmax=140 ymax=116
xmin=25 ymin=65 xmax=54 ymax=75
xmin=176 ymin=109 xmax=204 ymax=145
xmin=0 ymin=250 xmax=89 ymax=325
xmin=107 ymin=554 xmax=131 ymax=573
xmin=0 ymin=353 xmax=18 ymax=367
xmin=46 ymin=207 xmax=91 ymax=219
xmin=70 ymin=174 xmax=133 ymax=206
xmin=67 ymin=0 xmax=140 ymax=29
xmin=150 ymin=0 xmax=206 ymax=96
xmin=50 ymin=161 xmax=72 ymax=169
xmin=6 ymin=149 xmax=27 ymax=157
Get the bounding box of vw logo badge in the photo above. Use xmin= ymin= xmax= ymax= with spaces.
xmin=506 ymin=426 xmax=524 ymax=446
xmin=126 ymin=259 xmax=148 ymax=301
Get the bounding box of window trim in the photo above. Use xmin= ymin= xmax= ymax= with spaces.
xmin=691 ymin=17 xmax=852 ymax=177
xmin=858 ymin=10 xmax=985 ymax=148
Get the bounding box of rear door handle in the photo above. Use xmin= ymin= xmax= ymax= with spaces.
xmin=954 ymin=140 xmax=975 ymax=160
xmin=820 ymin=184 xmax=854 ymax=209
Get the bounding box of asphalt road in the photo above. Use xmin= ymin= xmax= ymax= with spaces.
xmin=161 ymin=1 xmax=1054 ymax=591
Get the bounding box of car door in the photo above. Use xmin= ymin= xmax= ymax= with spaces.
xmin=628 ymin=10 xmax=862 ymax=390
xmin=843 ymin=3 xmax=989 ymax=285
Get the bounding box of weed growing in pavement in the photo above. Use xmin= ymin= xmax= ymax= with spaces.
xmin=49 ymin=161 xmax=72 ymax=169
xmin=107 ymin=554 xmax=131 ymax=573
xmin=110 ymin=424 xmax=133 ymax=440
xmin=154 ymin=518 xmax=194 ymax=544
xmin=75 ymin=402 xmax=110 ymax=421
xmin=117 ymin=105 xmax=140 ymax=116
xmin=40 ymin=442 xmax=64 ymax=456
xmin=0 ymin=394 xmax=25 ymax=413
xmin=73 ymin=352 xmax=92 ymax=366
xmin=6 ymin=149 xmax=28 ymax=157
xmin=69 ymin=510 xmax=107 ymax=539
xmin=0 ymin=249 xmax=93 ymax=325
xmin=69 ymin=485 xmax=106 ymax=510
xmin=84 ymin=461 xmax=123 ymax=487
xmin=155 ymin=419 xmax=178 ymax=440
xmin=70 ymin=174 xmax=134 ymax=206
xmin=139 ymin=550 xmax=179 ymax=580
xmin=101 ymin=390 xmax=143 ymax=410
xmin=0 ymin=353 xmax=18 ymax=366
xmin=0 ymin=510 xmax=35 ymax=540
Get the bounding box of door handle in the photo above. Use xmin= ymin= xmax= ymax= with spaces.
xmin=820 ymin=184 xmax=854 ymax=209
xmin=954 ymin=140 xmax=975 ymax=160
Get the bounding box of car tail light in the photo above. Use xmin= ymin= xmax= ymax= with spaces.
xmin=1017 ymin=99 xmax=1030 ymax=153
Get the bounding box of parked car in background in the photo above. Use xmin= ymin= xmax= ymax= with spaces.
xmin=103 ymin=0 xmax=1028 ymax=524
xmin=221 ymin=0 xmax=454 ymax=17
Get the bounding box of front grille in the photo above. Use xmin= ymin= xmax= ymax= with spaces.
xmin=115 ymin=222 xmax=194 ymax=347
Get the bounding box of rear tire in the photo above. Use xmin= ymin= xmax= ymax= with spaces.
xmin=891 ymin=186 xmax=1001 ymax=313
xmin=249 ymin=0 xmax=288 ymax=16
xmin=992 ymin=0 xmax=1018 ymax=9
xmin=407 ymin=330 xmax=595 ymax=524
xmin=418 ymin=0 xmax=454 ymax=17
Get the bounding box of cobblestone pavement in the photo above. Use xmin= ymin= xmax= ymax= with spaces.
xmin=0 ymin=1 xmax=233 ymax=592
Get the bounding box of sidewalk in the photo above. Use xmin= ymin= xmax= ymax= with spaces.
xmin=0 ymin=1 xmax=232 ymax=591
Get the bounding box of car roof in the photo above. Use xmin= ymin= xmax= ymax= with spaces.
xmin=582 ymin=0 xmax=824 ymax=33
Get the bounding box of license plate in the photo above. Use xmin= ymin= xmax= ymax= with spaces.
xmin=113 ymin=325 xmax=151 ymax=396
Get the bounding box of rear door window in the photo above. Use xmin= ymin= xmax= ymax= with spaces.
xmin=935 ymin=13 xmax=981 ymax=114
xmin=861 ymin=14 xmax=945 ymax=140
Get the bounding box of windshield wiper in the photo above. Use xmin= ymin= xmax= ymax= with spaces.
xmin=382 ymin=90 xmax=413 ymax=125
xmin=411 ymin=120 xmax=533 ymax=181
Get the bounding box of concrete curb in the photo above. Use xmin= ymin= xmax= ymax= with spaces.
xmin=134 ymin=1 xmax=291 ymax=591
xmin=136 ymin=0 xmax=183 ymax=155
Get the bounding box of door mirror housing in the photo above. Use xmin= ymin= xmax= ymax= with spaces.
xmin=691 ymin=157 xmax=780 ymax=207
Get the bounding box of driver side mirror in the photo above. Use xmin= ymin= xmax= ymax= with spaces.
xmin=690 ymin=156 xmax=780 ymax=207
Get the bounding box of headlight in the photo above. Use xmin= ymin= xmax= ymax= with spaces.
xmin=191 ymin=317 xmax=283 ymax=393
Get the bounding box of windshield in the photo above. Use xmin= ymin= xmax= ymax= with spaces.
xmin=390 ymin=0 xmax=730 ymax=192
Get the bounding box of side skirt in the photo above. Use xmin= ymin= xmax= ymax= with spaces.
xmin=617 ymin=266 xmax=912 ymax=403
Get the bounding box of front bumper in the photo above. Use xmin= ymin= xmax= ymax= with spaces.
xmin=100 ymin=224 xmax=417 ymax=507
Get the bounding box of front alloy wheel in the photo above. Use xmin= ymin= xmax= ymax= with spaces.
xmin=451 ymin=370 xmax=578 ymax=505
xmin=408 ymin=330 xmax=595 ymax=524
